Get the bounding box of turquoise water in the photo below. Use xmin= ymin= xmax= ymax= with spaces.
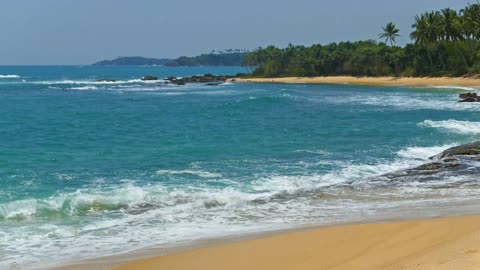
xmin=1 ymin=66 xmax=480 ymax=269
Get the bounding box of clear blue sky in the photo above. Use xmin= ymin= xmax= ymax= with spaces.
xmin=0 ymin=0 xmax=472 ymax=65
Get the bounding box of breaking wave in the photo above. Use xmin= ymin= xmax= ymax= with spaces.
xmin=0 ymin=74 xmax=20 ymax=78
xmin=419 ymin=120 xmax=480 ymax=134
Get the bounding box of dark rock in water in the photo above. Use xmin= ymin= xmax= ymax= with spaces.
xmin=413 ymin=161 xmax=462 ymax=171
xmin=206 ymin=82 xmax=223 ymax=86
xmin=164 ymin=74 xmax=235 ymax=85
xmin=204 ymin=200 xmax=226 ymax=209
xmin=431 ymin=141 xmax=480 ymax=159
xmin=442 ymin=157 xmax=458 ymax=163
xmin=414 ymin=162 xmax=443 ymax=171
xmin=96 ymin=79 xmax=117 ymax=82
xmin=374 ymin=141 xmax=480 ymax=188
xmin=444 ymin=163 xmax=462 ymax=169
xmin=142 ymin=75 xmax=158 ymax=81
xmin=459 ymin=92 xmax=480 ymax=102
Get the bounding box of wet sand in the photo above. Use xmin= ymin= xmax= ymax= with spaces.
xmin=112 ymin=215 xmax=480 ymax=270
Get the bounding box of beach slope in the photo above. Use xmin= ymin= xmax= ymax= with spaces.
xmin=114 ymin=215 xmax=480 ymax=270
xmin=236 ymin=76 xmax=480 ymax=88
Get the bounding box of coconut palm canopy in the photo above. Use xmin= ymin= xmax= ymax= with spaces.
xmin=245 ymin=2 xmax=480 ymax=77
xmin=379 ymin=22 xmax=400 ymax=46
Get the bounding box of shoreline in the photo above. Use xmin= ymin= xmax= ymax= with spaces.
xmin=110 ymin=215 xmax=480 ymax=270
xmin=50 ymin=214 xmax=480 ymax=270
xmin=234 ymin=76 xmax=480 ymax=89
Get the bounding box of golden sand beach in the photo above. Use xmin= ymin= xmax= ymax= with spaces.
xmin=111 ymin=215 xmax=480 ymax=270
xmin=235 ymin=76 xmax=480 ymax=88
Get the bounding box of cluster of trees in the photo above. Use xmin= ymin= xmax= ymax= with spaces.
xmin=165 ymin=52 xmax=249 ymax=66
xmin=243 ymin=3 xmax=480 ymax=77
xmin=93 ymin=57 xmax=171 ymax=66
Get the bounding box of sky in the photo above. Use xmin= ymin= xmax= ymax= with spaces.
xmin=0 ymin=0 xmax=473 ymax=65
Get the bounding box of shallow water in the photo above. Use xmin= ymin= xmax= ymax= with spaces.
xmin=0 ymin=66 xmax=479 ymax=269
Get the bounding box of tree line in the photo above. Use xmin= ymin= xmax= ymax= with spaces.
xmin=243 ymin=3 xmax=480 ymax=77
xmin=165 ymin=52 xmax=249 ymax=66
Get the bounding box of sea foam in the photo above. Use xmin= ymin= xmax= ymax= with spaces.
xmin=419 ymin=119 xmax=480 ymax=134
xmin=0 ymin=74 xmax=20 ymax=78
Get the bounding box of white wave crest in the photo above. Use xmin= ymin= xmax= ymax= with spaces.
xmin=27 ymin=78 xmax=166 ymax=85
xmin=397 ymin=144 xmax=455 ymax=160
xmin=431 ymin=85 xmax=479 ymax=91
xmin=70 ymin=86 xmax=98 ymax=90
xmin=294 ymin=149 xmax=330 ymax=155
xmin=419 ymin=119 xmax=480 ymax=134
xmin=0 ymin=74 xmax=20 ymax=78
xmin=156 ymin=169 xmax=222 ymax=178
xmin=328 ymin=94 xmax=480 ymax=111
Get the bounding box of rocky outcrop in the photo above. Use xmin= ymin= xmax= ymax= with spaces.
xmin=165 ymin=74 xmax=239 ymax=85
xmin=142 ymin=75 xmax=158 ymax=81
xmin=379 ymin=141 xmax=480 ymax=184
xmin=459 ymin=92 xmax=480 ymax=102
xmin=96 ymin=79 xmax=117 ymax=82
xmin=136 ymin=73 xmax=244 ymax=85
xmin=431 ymin=141 xmax=480 ymax=159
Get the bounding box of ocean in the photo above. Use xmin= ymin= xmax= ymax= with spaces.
xmin=1 ymin=66 xmax=479 ymax=269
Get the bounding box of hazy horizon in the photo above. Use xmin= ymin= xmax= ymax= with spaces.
xmin=1 ymin=0 xmax=472 ymax=65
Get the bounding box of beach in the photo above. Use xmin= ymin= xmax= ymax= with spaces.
xmin=236 ymin=76 xmax=480 ymax=88
xmin=111 ymin=215 xmax=480 ymax=270
xmin=3 ymin=67 xmax=480 ymax=269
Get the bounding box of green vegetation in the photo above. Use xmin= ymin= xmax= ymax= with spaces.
xmin=165 ymin=51 xmax=249 ymax=66
xmin=93 ymin=57 xmax=171 ymax=66
xmin=243 ymin=3 xmax=480 ymax=77
xmin=379 ymin=22 xmax=400 ymax=46
xmin=94 ymin=50 xmax=249 ymax=66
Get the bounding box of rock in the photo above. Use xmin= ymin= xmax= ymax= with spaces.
xmin=204 ymin=200 xmax=226 ymax=209
xmin=142 ymin=75 xmax=158 ymax=81
xmin=460 ymin=97 xmax=478 ymax=102
xmin=96 ymin=79 xmax=116 ymax=82
xmin=442 ymin=157 xmax=457 ymax=163
xmin=377 ymin=141 xmax=480 ymax=186
xmin=206 ymin=82 xmax=222 ymax=86
xmin=459 ymin=92 xmax=477 ymax=99
xmin=459 ymin=92 xmax=480 ymax=102
xmin=414 ymin=162 xmax=443 ymax=171
xmin=431 ymin=141 xmax=480 ymax=159
xmin=443 ymin=163 xmax=462 ymax=169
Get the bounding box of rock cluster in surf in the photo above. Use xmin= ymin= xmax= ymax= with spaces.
xmin=97 ymin=73 xmax=246 ymax=86
xmin=382 ymin=141 xmax=480 ymax=183
xmin=165 ymin=73 xmax=244 ymax=85
xmin=459 ymin=92 xmax=480 ymax=102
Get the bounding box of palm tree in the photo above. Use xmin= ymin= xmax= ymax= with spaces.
xmin=411 ymin=13 xmax=439 ymax=72
xmin=439 ymin=8 xmax=468 ymax=69
xmin=460 ymin=4 xmax=480 ymax=62
xmin=410 ymin=14 xmax=434 ymax=72
xmin=379 ymin=22 xmax=400 ymax=46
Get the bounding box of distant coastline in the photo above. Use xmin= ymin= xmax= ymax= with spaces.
xmin=235 ymin=76 xmax=480 ymax=89
xmin=93 ymin=51 xmax=249 ymax=67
